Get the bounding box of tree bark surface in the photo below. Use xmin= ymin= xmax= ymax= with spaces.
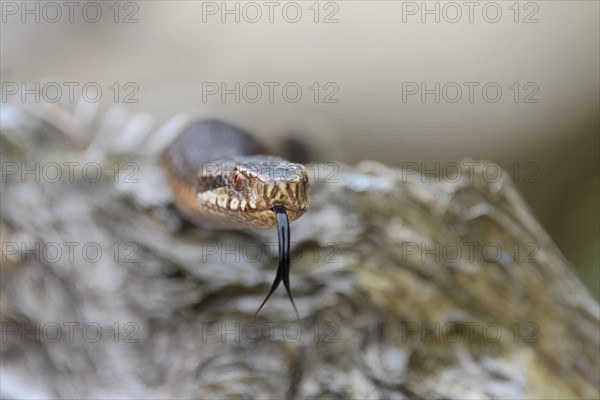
xmin=1 ymin=109 xmax=599 ymax=399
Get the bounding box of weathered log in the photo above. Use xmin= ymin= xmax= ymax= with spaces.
xmin=1 ymin=106 xmax=598 ymax=399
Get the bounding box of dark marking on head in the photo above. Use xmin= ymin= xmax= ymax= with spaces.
xmin=197 ymin=174 xmax=225 ymax=193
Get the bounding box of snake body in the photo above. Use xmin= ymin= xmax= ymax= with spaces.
xmin=161 ymin=119 xmax=309 ymax=316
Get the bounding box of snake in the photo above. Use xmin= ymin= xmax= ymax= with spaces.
xmin=161 ymin=119 xmax=309 ymax=317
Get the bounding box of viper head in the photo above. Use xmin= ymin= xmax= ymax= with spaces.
xmin=196 ymin=156 xmax=309 ymax=229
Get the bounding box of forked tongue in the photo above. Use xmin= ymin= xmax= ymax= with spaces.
xmin=255 ymin=205 xmax=299 ymax=318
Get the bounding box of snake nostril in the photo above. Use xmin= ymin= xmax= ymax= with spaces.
xmin=232 ymin=171 xmax=246 ymax=191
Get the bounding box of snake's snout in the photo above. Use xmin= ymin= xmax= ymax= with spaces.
xmin=261 ymin=168 xmax=309 ymax=216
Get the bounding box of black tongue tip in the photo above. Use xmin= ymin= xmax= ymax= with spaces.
xmin=254 ymin=205 xmax=299 ymax=319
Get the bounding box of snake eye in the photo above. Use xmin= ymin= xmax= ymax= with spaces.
xmin=302 ymin=172 xmax=309 ymax=185
xmin=232 ymin=171 xmax=245 ymax=191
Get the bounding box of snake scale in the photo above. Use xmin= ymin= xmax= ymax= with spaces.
xmin=161 ymin=119 xmax=310 ymax=316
